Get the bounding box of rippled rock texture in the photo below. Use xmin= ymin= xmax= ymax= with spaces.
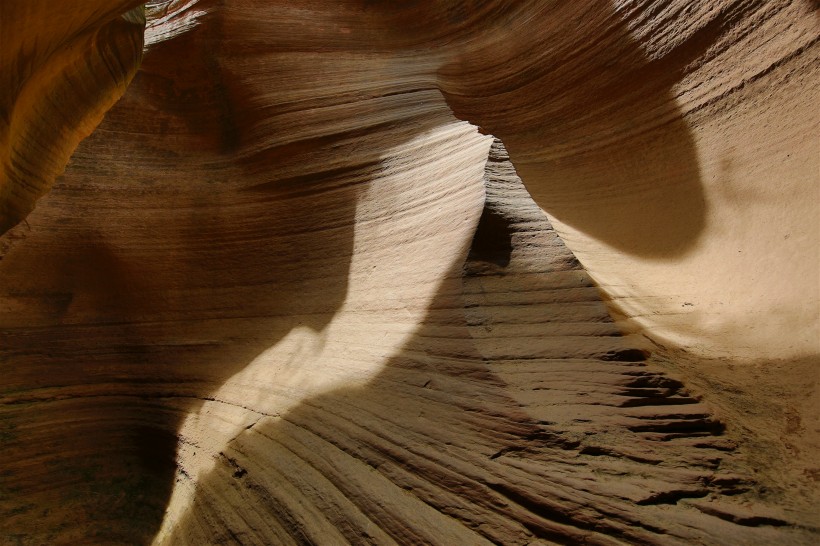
xmin=1 ymin=1 xmax=818 ymax=544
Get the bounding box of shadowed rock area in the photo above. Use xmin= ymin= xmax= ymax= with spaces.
xmin=1 ymin=1 xmax=818 ymax=544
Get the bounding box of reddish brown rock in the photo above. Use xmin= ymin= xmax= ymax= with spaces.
xmin=0 ymin=2 xmax=145 ymax=233
xmin=1 ymin=1 xmax=818 ymax=544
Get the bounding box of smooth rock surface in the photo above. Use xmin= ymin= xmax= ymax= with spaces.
xmin=0 ymin=1 xmax=145 ymax=233
xmin=1 ymin=1 xmax=818 ymax=544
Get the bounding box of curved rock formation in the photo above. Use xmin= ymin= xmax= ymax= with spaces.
xmin=0 ymin=1 xmax=145 ymax=233
xmin=1 ymin=1 xmax=818 ymax=544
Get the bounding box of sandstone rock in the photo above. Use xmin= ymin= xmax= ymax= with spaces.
xmin=0 ymin=2 xmax=145 ymax=233
xmin=1 ymin=1 xmax=818 ymax=544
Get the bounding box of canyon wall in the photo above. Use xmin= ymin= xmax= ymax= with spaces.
xmin=1 ymin=1 xmax=818 ymax=544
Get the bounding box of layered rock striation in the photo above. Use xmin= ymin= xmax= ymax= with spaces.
xmin=1 ymin=1 xmax=818 ymax=544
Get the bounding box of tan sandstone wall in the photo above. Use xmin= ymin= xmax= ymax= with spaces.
xmin=1 ymin=1 xmax=818 ymax=544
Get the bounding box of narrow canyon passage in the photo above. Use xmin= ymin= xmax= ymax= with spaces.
xmin=1 ymin=1 xmax=818 ymax=544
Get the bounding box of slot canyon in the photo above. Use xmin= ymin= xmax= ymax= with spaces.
xmin=1 ymin=1 xmax=818 ymax=544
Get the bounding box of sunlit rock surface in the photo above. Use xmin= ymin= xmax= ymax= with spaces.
xmin=1 ymin=1 xmax=818 ymax=544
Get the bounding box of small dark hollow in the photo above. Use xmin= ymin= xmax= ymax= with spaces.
xmin=468 ymin=206 xmax=513 ymax=267
xmin=601 ymin=348 xmax=649 ymax=362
